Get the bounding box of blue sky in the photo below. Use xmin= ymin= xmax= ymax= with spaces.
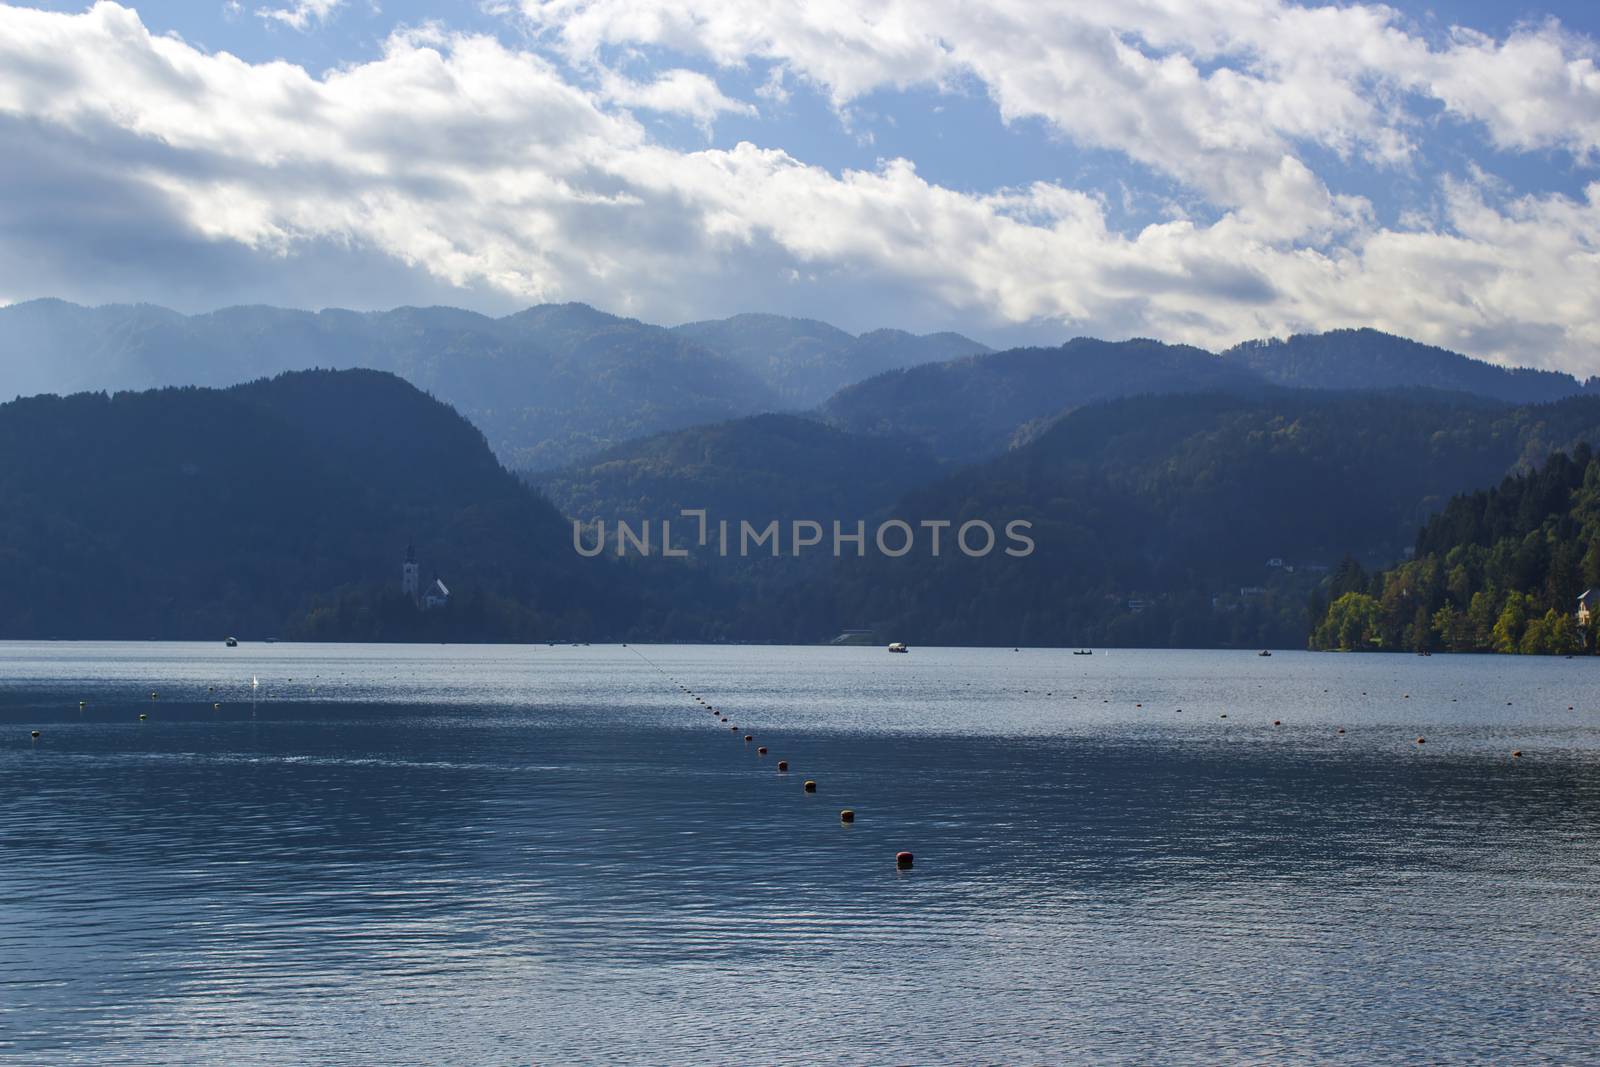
xmin=1 ymin=1 xmax=1598 ymax=370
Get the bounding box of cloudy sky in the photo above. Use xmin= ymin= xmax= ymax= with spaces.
xmin=1 ymin=2 xmax=1598 ymax=369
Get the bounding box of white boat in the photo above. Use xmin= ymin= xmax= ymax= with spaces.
xmin=887 ymin=642 xmax=909 ymax=653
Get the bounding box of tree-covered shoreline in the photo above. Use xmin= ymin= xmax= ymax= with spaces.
xmin=1311 ymin=446 xmax=1598 ymax=654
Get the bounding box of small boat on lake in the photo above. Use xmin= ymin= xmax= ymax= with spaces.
xmin=225 ymin=636 xmax=237 ymax=647
xmin=888 ymin=642 xmax=909 ymax=653
xmin=1258 ymin=650 xmax=1272 ymax=657
xmin=1074 ymin=649 xmax=1093 ymax=655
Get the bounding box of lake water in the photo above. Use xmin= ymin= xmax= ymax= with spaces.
xmin=1 ymin=642 xmax=1597 ymax=1064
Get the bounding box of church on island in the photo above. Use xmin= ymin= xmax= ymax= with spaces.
xmin=402 ymin=543 xmax=451 ymax=611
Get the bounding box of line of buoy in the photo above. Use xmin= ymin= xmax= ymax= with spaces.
xmin=630 ymin=648 xmax=900 ymax=871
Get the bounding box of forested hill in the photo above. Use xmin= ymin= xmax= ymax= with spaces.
xmin=821 ymin=330 xmax=1599 ymax=466
xmin=1311 ymin=445 xmax=1600 ymax=653
xmin=819 ymin=337 xmax=1264 ymax=463
xmin=1223 ymin=328 xmax=1596 ymax=404
xmin=801 ymin=390 xmax=1600 ymax=649
xmin=536 ymin=413 xmax=937 ymax=530
xmin=0 ymin=370 xmax=634 ymax=640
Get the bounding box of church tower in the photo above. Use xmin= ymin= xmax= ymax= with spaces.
xmin=402 ymin=542 xmax=420 ymax=602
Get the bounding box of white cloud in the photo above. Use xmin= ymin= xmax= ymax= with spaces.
xmin=600 ymin=68 xmax=756 ymax=132
xmin=0 ymin=2 xmax=1596 ymax=375
xmin=258 ymin=0 xmax=344 ymax=31
xmin=512 ymin=0 xmax=1600 ymax=208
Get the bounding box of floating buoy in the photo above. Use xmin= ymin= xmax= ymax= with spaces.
xmin=1337 ymin=727 xmax=1345 ymax=734
xmin=78 ymin=701 xmax=86 ymax=708
xmin=139 ymin=714 xmax=148 ymax=721
xmin=803 ymin=780 xmax=817 ymax=793
xmin=895 ymin=851 xmax=914 ymax=869
xmin=1416 ymin=737 xmax=1426 ymax=744
xmin=1273 ymin=720 xmax=1281 ymax=726
xmin=730 ymin=725 xmax=738 ymax=731
xmin=150 ymin=691 xmax=158 ymax=700
xmin=30 ymin=730 xmax=40 ymax=739
xmin=743 ymin=735 xmax=753 ymax=742
xmin=1220 ymin=713 xmax=1228 ymax=718
xmin=757 ymin=747 xmax=768 ymax=755
xmin=1403 ymin=694 xmax=1409 ymax=699
xmin=1512 ymin=750 xmax=1523 ymax=758
xmin=840 ymin=809 xmax=855 ymax=823
xmin=777 ymin=760 xmax=789 ymax=772
xmin=213 ymin=703 xmax=220 ymax=710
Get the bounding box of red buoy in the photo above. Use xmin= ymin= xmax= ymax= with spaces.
xmin=895 ymin=851 xmax=914 ymax=869
xmin=839 ymin=809 xmax=855 ymax=823
xmin=743 ymin=735 xmax=753 ymax=742
xmin=777 ymin=760 xmax=788 ymax=772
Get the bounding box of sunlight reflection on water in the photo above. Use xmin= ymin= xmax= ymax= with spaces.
xmin=1 ymin=642 xmax=1597 ymax=1064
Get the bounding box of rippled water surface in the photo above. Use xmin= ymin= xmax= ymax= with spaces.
xmin=2 ymin=642 xmax=1598 ymax=1064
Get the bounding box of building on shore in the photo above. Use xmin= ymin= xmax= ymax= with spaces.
xmin=402 ymin=544 xmax=450 ymax=611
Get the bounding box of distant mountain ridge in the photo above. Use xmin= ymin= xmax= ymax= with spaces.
xmin=1221 ymin=328 xmax=1596 ymax=403
xmin=819 ymin=337 xmax=1267 ymax=463
xmin=0 ymin=299 xmax=989 ymax=470
xmin=820 ymin=329 xmax=1600 ymax=465
xmin=672 ymin=312 xmax=991 ymax=406
xmin=7 ymin=298 xmax=1597 ymax=481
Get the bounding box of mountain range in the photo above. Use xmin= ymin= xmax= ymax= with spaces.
xmin=8 ymin=297 xmax=1600 ymax=647
xmin=0 ymin=299 xmax=988 ymax=470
